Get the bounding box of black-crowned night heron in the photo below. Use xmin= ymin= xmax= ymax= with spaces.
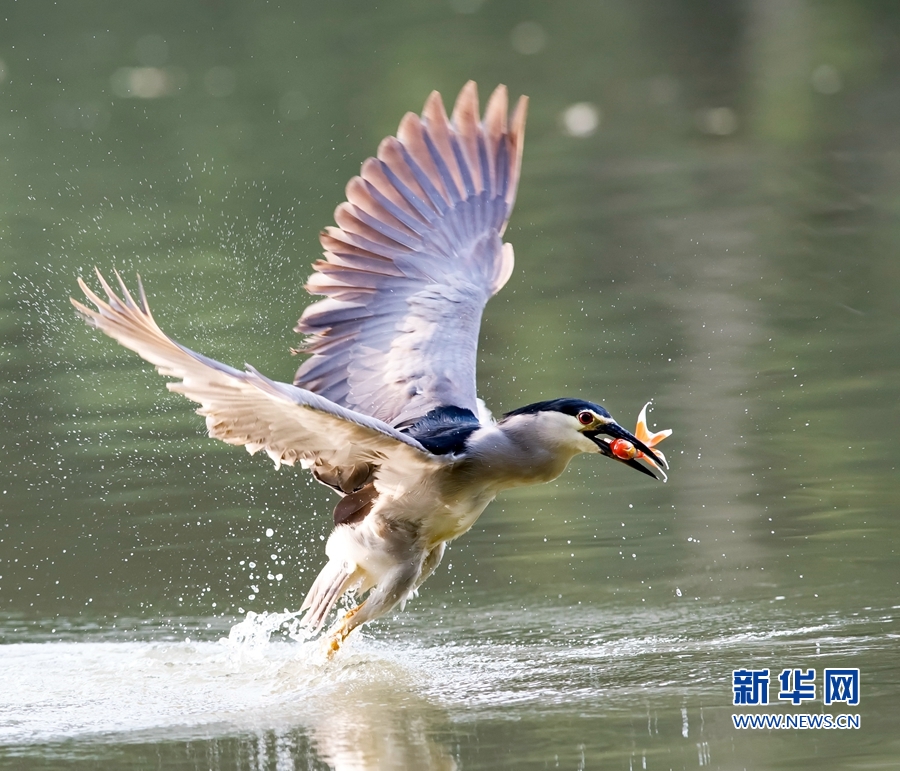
xmin=73 ymin=82 xmax=671 ymax=652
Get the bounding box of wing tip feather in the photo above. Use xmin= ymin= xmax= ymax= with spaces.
xmin=451 ymin=80 xmax=480 ymax=125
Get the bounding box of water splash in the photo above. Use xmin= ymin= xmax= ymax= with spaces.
xmin=224 ymin=609 xmax=312 ymax=650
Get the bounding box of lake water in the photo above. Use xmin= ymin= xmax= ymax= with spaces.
xmin=2 ymin=2 xmax=899 ymax=768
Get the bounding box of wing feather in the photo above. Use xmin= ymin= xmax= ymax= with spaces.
xmin=294 ymin=82 xmax=528 ymax=426
xmin=359 ymin=157 xmax=431 ymax=229
xmin=450 ymin=81 xmax=483 ymax=195
xmin=72 ymin=271 xmax=435 ymax=477
xmin=421 ymin=91 xmax=466 ymax=202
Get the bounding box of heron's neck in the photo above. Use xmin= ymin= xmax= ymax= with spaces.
xmin=464 ymin=413 xmax=591 ymax=490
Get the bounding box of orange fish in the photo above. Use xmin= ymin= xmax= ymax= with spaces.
xmin=609 ymin=402 xmax=672 ymax=481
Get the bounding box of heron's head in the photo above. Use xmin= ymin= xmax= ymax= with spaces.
xmin=502 ymin=398 xmax=667 ymax=479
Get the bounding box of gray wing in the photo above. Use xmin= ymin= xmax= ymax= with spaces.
xmin=72 ymin=271 xmax=437 ymax=482
xmin=294 ymin=81 xmax=528 ymax=427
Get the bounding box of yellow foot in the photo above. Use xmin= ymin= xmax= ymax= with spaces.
xmin=321 ymin=605 xmax=361 ymax=659
xmin=322 ymin=634 xmax=342 ymax=660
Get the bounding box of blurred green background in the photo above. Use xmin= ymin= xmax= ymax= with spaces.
xmin=1 ymin=1 xmax=899 ymax=769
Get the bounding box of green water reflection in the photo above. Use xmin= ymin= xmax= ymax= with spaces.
xmin=2 ymin=1 xmax=899 ymax=768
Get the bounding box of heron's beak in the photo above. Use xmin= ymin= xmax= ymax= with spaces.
xmin=588 ymin=422 xmax=667 ymax=480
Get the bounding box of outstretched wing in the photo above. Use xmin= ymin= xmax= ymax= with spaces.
xmin=72 ymin=271 xmax=438 ymax=484
xmin=294 ymin=81 xmax=528 ymax=427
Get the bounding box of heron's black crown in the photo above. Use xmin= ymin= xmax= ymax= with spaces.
xmin=503 ymin=398 xmax=612 ymax=421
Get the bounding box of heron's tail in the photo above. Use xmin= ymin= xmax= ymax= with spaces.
xmin=300 ymin=561 xmax=361 ymax=632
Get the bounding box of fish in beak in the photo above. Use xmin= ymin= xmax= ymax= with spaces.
xmin=591 ymin=403 xmax=672 ymax=481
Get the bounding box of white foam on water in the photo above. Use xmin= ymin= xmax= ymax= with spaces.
xmin=0 ymin=611 xmax=479 ymax=768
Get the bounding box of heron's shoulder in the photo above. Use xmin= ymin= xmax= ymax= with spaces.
xmin=403 ymin=405 xmax=482 ymax=456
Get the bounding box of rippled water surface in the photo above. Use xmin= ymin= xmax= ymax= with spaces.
xmin=3 ymin=1 xmax=900 ymax=768
xmin=3 ymin=602 xmax=897 ymax=769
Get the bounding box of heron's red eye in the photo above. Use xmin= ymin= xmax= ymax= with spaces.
xmin=577 ymin=411 xmax=594 ymax=426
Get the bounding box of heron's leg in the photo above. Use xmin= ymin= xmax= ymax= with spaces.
xmin=323 ymin=558 xmax=423 ymax=656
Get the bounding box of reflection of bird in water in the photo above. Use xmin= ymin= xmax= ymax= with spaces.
xmin=73 ymin=82 xmax=670 ymax=654
xmin=302 ymin=657 xmax=458 ymax=770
